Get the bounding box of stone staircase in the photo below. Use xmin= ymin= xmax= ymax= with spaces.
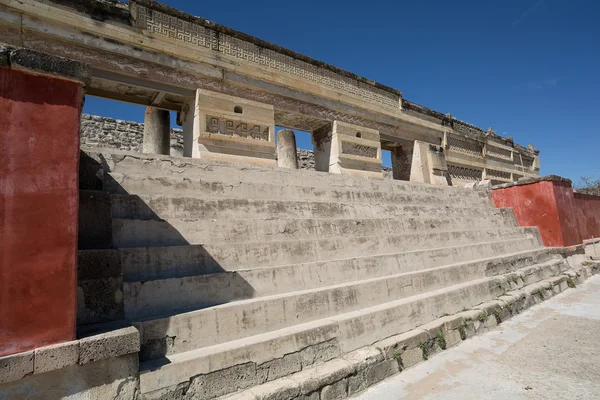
xmin=78 ymin=147 xmax=571 ymax=400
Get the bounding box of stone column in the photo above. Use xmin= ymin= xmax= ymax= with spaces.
xmin=277 ymin=129 xmax=298 ymax=169
xmin=391 ymin=144 xmax=414 ymax=181
xmin=181 ymin=96 xmax=198 ymax=158
xmin=312 ymin=124 xmax=332 ymax=172
xmin=0 ymin=47 xmax=89 ymax=356
xmin=142 ymin=107 xmax=170 ymax=155
xmin=410 ymin=141 xmax=451 ymax=186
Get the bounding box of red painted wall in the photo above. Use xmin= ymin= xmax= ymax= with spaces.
xmin=492 ymin=180 xmax=600 ymax=247
xmin=0 ymin=67 xmax=82 ymax=356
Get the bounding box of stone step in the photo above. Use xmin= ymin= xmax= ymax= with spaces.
xmin=124 ymin=248 xmax=558 ymax=321
xmin=111 ymin=213 xmax=519 ymax=248
xmin=105 ymin=172 xmax=490 ymax=210
xmin=111 ymin=218 xmax=535 ymax=260
xmin=210 ymin=274 xmax=572 ymax=400
xmin=83 ymin=148 xmax=486 ymax=202
xmin=117 ymin=235 xmax=542 ymax=283
xmin=110 ymin=193 xmax=512 ymax=222
xmin=135 ymin=255 xmax=564 ymax=357
xmin=137 ymin=257 xmax=568 ymax=397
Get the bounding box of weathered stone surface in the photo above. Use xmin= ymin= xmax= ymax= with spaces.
xmin=0 ymin=351 xmax=33 ymax=384
xmin=7 ymin=46 xmax=91 ymax=82
xmin=143 ymin=107 xmax=171 ymax=155
xmin=250 ymin=378 xmax=300 ymax=400
xmin=80 ymin=114 xmax=183 ymax=154
xmin=34 ymin=341 xmax=79 ymax=375
xmin=186 ymin=363 xmax=258 ymax=399
xmin=321 ymin=378 xmax=348 ymax=400
xmin=257 ymin=353 xmax=302 ymax=383
xmin=0 ymin=353 xmax=138 ymax=400
xmin=79 ymin=326 xmax=140 ymax=365
xmin=290 ymin=359 xmax=354 ymax=395
xmin=399 ymin=347 xmax=424 ymax=370
xmin=277 ymin=130 xmax=299 ymax=169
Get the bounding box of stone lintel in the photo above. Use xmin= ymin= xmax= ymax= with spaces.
xmin=0 ymin=46 xmax=91 ymax=84
xmin=129 ymin=0 xmax=403 ymax=99
xmin=491 ymin=175 xmax=572 ymax=190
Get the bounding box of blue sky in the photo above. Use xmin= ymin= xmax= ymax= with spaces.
xmin=84 ymin=0 xmax=600 ymax=183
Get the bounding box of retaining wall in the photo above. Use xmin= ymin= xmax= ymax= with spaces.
xmin=491 ymin=176 xmax=600 ymax=247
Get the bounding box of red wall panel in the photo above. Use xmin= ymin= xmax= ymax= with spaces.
xmin=0 ymin=67 xmax=82 ymax=356
xmin=492 ymin=179 xmax=600 ymax=248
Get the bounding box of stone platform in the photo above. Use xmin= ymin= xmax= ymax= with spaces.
xmin=70 ymin=147 xmax=582 ymax=400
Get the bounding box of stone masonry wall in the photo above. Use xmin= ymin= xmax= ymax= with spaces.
xmin=80 ymin=114 xmax=393 ymax=177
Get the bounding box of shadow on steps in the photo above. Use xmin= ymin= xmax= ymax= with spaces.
xmin=76 ymin=150 xmax=255 ymax=361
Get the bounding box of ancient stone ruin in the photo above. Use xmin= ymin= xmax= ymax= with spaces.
xmin=1 ymin=1 xmax=600 ymax=400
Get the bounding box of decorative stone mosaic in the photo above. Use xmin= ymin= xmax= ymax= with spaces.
xmin=132 ymin=2 xmax=400 ymax=110
xmin=341 ymin=142 xmax=378 ymax=159
xmin=447 ymin=136 xmax=484 ymax=157
xmin=205 ymin=116 xmax=269 ymax=141
xmin=447 ymin=164 xmax=483 ymax=181
xmin=487 ymin=145 xmax=513 ymax=160
xmin=486 ymin=168 xmax=512 ymax=180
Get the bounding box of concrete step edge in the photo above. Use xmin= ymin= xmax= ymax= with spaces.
xmin=137 ymin=256 xmax=572 ymax=396
xmin=123 ymin=247 xmax=551 ymax=284
xmin=207 ymin=270 xmax=578 ymax=400
xmin=112 ymin=219 xmax=526 ymax=248
xmin=125 ymin=247 xmax=556 ymax=321
xmin=113 ymin=226 xmax=537 ymax=250
xmin=105 ymin=172 xmax=488 ymax=203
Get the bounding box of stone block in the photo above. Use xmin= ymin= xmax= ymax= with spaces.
xmin=342 ymin=347 xmax=383 ymax=371
xmin=327 ymin=121 xmax=382 ymax=178
xmin=291 ymin=359 xmax=354 ymax=395
xmin=320 ymin=378 xmax=348 ymax=400
xmin=187 ymin=362 xmax=258 ymax=399
xmin=461 ymin=321 xmax=476 ymax=339
xmin=410 ymin=141 xmax=451 ymax=186
xmin=0 ymin=353 xmax=139 ymax=400
xmin=445 ymin=329 xmax=463 ymax=348
xmin=79 ymin=326 xmax=140 ymax=365
xmin=299 ymin=340 xmax=341 ymax=368
xmin=257 ymin=353 xmax=302 ymax=383
xmin=250 ymin=378 xmax=300 ymax=400
xmin=34 ymin=340 xmax=79 ymax=374
xmin=0 ymin=350 xmax=33 ymax=384
xmin=364 ymin=359 xmax=398 ymax=386
xmin=185 ymin=89 xmax=276 ymax=166
xmin=219 ymin=390 xmax=258 ymax=400
xmin=399 ymin=347 xmax=423 ymax=370
xmin=374 ymin=328 xmax=429 ymax=360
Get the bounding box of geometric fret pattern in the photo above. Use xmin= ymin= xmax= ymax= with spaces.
xmin=447 ymin=136 xmax=484 ymax=157
xmin=205 ymin=116 xmax=270 ymax=141
xmin=133 ymin=3 xmax=401 ymax=110
xmin=447 ymin=164 xmax=483 ymax=181
xmin=486 ymin=168 xmax=512 ymax=180
xmin=487 ymin=145 xmax=513 ymax=160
